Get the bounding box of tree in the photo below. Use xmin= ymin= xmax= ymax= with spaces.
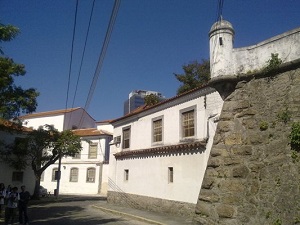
xmin=174 ymin=59 xmax=210 ymax=95
xmin=144 ymin=94 xmax=161 ymax=106
xmin=0 ymin=23 xmax=39 ymax=121
xmin=1 ymin=125 xmax=82 ymax=199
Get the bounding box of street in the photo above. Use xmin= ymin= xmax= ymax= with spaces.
xmin=26 ymin=199 xmax=150 ymax=225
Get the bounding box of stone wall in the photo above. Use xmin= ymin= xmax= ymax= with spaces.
xmin=107 ymin=191 xmax=196 ymax=217
xmin=194 ymin=63 xmax=300 ymax=225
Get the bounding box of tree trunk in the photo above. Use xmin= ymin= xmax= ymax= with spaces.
xmin=32 ymin=172 xmax=41 ymax=199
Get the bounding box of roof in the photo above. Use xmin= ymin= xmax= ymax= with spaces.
xmin=72 ymin=128 xmax=112 ymax=137
xmin=0 ymin=119 xmax=33 ymax=132
xmin=19 ymin=107 xmax=81 ymax=119
xmin=114 ymin=141 xmax=206 ymax=159
xmin=111 ymin=83 xmax=213 ymax=124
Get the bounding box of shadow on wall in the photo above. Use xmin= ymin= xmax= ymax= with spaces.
xmin=107 ymin=177 xmax=143 ymax=208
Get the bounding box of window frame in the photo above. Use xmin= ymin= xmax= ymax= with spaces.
xmin=12 ymin=171 xmax=23 ymax=182
xmin=122 ymin=127 xmax=131 ymax=149
xmin=124 ymin=169 xmax=129 ymax=181
xmin=180 ymin=106 xmax=197 ymax=140
xmin=86 ymin=167 xmax=96 ymax=183
xmin=52 ymin=168 xmax=58 ymax=182
xmin=72 ymin=152 xmax=81 ymax=159
xmin=88 ymin=143 xmax=98 ymax=159
xmin=168 ymin=167 xmax=174 ymax=183
xmin=70 ymin=167 xmax=79 ymax=182
xmin=152 ymin=116 xmax=163 ymax=144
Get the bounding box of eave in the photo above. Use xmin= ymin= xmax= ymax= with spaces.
xmin=114 ymin=141 xmax=206 ymax=159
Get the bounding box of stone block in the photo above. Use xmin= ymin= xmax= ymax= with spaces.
xmin=207 ymin=158 xmax=222 ymax=168
xmin=202 ymin=177 xmax=215 ymax=189
xmin=224 ymin=133 xmax=243 ymax=145
xmin=216 ymin=204 xmax=235 ymax=218
xmin=223 ymin=157 xmax=242 ymax=166
xmin=199 ymin=189 xmax=220 ymax=203
xmin=232 ymin=145 xmax=253 ymax=155
xmin=232 ymin=165 xmax=249 ymax=178
xmin=219 ymin=179 xmax=246 ymax=192
xmin=195 ymin=201 xmax=212 ymax=217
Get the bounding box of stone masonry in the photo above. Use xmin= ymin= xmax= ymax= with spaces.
xmin=194 ymin=62 xmax=300 ymax=225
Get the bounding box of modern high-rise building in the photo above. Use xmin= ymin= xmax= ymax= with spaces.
xmin=123 ymin=90 xmax=165 ymax=115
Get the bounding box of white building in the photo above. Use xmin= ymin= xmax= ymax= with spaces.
xmin=19 ymin=108 xmax=113 ymax=195
xmin=0 ymin=121 xmax=36 ymax=194
xmin=108 ymin=86 xmax=223 ymax=215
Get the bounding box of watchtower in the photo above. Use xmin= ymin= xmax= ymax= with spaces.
xmin=209 ymin=19 xmax=235 ymax=78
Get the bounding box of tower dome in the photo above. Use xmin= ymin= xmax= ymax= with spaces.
xmin=209 ymin=20 xmax=235 ymax=38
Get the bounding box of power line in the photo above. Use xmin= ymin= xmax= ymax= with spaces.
xmin=78 ymin=0 xmax=121 ymax=127
xmin=85 ymin=0 xmax=121 ymax=110
xmin=65 ymin=0 xmax=79 ymax=112
xmin=67 ymin=0 xmax=96 ymax=129
xmin=71 ymin=0 xmax=96 ymax=109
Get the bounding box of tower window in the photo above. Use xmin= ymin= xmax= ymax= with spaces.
xmin=219 ymin=37 xmax=223 ymax=46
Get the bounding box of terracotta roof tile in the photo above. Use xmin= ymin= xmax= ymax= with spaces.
xmin=19 ymin=107 xmax=81 ymax=119
xmin=72 ymin=128 xmax=112 ymax=137
xmin=0 ymin=119 xmax=33 ymax=132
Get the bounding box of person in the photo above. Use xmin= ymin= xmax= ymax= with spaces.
xmin=18 ymin=185 xmax=30 ymax=225
xmin=0 ymin=183 xmax=6 ymax=218
xmin=5 ymin=186 xmax=19 ymax=225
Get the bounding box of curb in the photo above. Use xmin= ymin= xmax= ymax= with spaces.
xmin=92 ymin=205 xmax=166 ymax=225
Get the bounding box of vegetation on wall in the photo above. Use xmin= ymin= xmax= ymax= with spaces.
xmin=263 ymin=53 xmax=282 ymax=73
xmin=290 ymin=122 xmax=300 ymax=152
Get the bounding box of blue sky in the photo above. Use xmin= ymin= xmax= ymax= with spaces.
xmin=1 ymin=0 xmax=299 ymax=121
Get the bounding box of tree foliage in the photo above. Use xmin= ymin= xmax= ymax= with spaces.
xmin=0 ymin=22 xmax=39 ymax=121
xmin=144 ymin=94 xmax=161 ymax=106
xmin=174 ymin=60 xmax=210 ymax=95
xmin=0 ymin=125 xmax=82 ymax=198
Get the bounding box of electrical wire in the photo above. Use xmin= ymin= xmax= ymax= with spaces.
xmin=65 ymin=0 xmax=79 ymax=111
xmin=67 ymin=0 xmax=96 ymax=129
xmin=78 ymin=0 xmax=121 ymax=127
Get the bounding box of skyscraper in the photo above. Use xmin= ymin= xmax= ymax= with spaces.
xmin=123 ymin=90 xmax=165 ymax=115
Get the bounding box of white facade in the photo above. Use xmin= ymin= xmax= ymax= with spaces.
xmin=210 ymin=19 xmax=300 ymax=78
xmin=0 ymin=126 xmax=36 ymax=194
xmin=20 ymin=108 xmax=113 ymax=195
xmin=20 ymin=107 xmax=95 ymax=131
xmin=109 ymin=87 xmax=223 ymax=204
xmin=41 ymin=130 xmax=112 ymax=195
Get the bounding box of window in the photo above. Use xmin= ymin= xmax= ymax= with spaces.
xmin=153 ymin=119 xmax=162 ymax=142
xmin=123 ymin=128 xmax=130 ymax=149
xmin=40 ymin=172 xmax=44 ymax=182
xmin=52 ymin=168 xmax=58 ymax=182
xmin=12 ymin=171 xmax=23 ymax=182
xmin=86 ymin=168 xmax=96 ymax=183
xmin=124 ymin=169 xmax=129 ymax=181
xmin=88 ymin=144 xmax=97 ymax=159
xmin=168 ymin=167 xmax=173 ymax=183
xmin=182 ymin=110 xmax=195 ymax=138
xmin=70 ymin=168 xmax=78 ymax=182
xmin=73 ymin=152 xmax=81 ymax=159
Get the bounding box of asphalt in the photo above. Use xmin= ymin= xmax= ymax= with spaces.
xmin=33 ymin=194 xmax=196 ymax=225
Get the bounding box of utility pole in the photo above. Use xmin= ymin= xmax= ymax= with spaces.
xmin=55 ymin=150 xmax=62 ymax=198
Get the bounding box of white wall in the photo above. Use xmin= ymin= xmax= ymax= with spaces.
xmin=210 ymin=20 xmax=300 ymax=78
xmin=0 ymin=130 xmax=36 ymax=194
xmin=109 ymin=90 xmax=223 ymax=204
xmin=23 ymin=115 xmax=64 ymax=131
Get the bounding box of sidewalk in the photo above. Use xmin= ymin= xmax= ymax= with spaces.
xmin=92 ymin=200 xmax=196 ymax=225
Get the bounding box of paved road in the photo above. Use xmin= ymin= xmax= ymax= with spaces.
xmin=27 ymin=199 xmax=150 ymax=225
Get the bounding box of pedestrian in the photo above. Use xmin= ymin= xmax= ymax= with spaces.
xmin=5 ymin=185 xmax=11 ymax=205
xmin=19 ymin=185 xmax=30 ymax=225
xmin=5 ymin=186 xmax=19 ymax=225
xmin=0 ymin=183 xmax=6 ymax=218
